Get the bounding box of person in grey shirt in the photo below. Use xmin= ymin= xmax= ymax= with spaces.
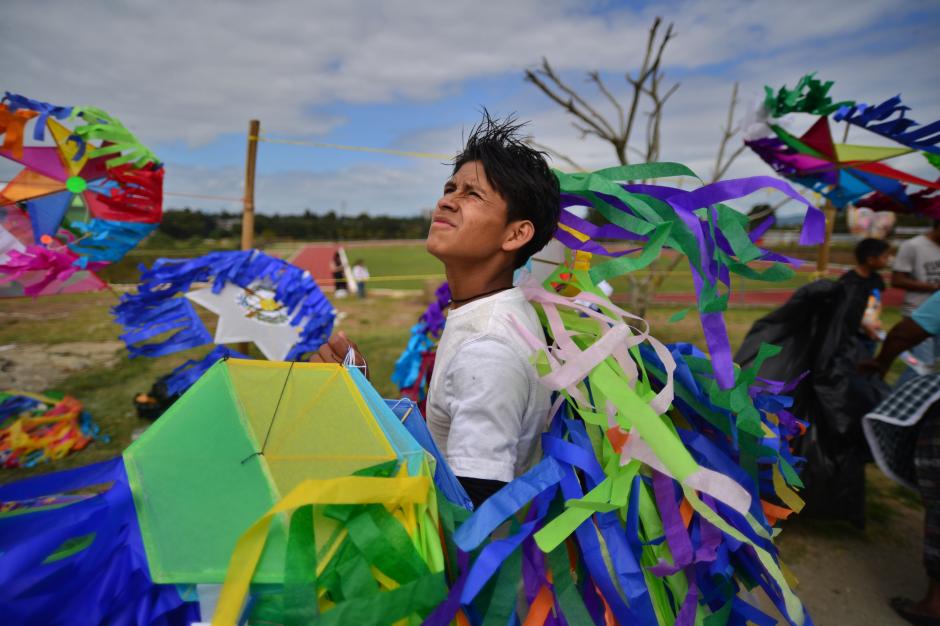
xmin=892 ymin=221 xmax=940 ymax=385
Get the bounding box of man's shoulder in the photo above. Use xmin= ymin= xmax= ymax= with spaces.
xmin=440 ymin=293 xmax=542 ymax=363
xmin=903 ymin=235 xmax=940 ymax=251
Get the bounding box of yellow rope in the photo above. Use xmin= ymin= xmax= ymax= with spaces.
xmin=365 ymin=274 xmax=445 ymax=282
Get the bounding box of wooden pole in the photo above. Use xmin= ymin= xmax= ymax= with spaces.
xmin=816 ymin=200 xmax=837 ymax=276
xmin=241 ymin=119 xmax=260 ymax=251
xmin=239 ymin=120 xmax=260 ymax=357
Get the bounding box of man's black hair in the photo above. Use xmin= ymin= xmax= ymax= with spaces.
xmin=453 ymin=110 xmax=560 ymax=269
xmin=854 ymin=237 xmax=891 ymax=265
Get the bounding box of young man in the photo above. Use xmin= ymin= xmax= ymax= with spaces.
xmin=892 ymin=222 xmax=940 ymax=383
xmin=839 ymin=237 xmax=892 ymax=344
xmin=314 ymin=114 xmax=560 ymax=507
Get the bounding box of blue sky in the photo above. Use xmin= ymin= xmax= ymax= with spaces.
xmin=3 ymin=0 xmax=939 ymax=217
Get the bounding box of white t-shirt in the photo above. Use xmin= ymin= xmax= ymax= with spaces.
xmin=352 ymin=265 xmax=369 ymax=282
xmin=893 ymin=235 xmax=940 ymax=315
xmin=426 ymin=288 xmax=551 ymax=483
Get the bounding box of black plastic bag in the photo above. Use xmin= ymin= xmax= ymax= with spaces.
xmin=736 ymin=278 xmax=890 ymax=527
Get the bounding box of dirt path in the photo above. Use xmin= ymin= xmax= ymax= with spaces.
xmin=761 ymin=468 xmax=924 ymax=625
xmin=0 ymin=341 xmax=124 ymax=391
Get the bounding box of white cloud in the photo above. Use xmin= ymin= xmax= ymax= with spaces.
xmin=164 ymin=157 xmax=448 ymax=217
xmin=2 ymin=0 xmax=937 ymax=216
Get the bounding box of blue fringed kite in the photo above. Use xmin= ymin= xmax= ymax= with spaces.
xmin=113 ymin=249 xmax=335 ymax=392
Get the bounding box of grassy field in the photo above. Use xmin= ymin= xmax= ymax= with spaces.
xmin=99 ymin=236 xmax=834 ymax=296
xmin=0 ymin=237 xmax=906 ymax=485
xmin=0 ymin=284 xmax=786 ymax=484
xmin=345 ymin=243 xmax=443 ymax=291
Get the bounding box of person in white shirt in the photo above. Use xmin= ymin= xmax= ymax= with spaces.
xmin=313 ymin=112 xmax=560 ymax=506
xmin=892 ymin=222 xmax=940 ymax=384
xmin=351 ymin=259 xmax=369 ymax=299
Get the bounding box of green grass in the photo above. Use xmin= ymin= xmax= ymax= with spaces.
xmin=0 ymin=287 xmax=774 ymax=484
xmin=0 ymin=255 xmax=910 ymax=487
xmin=0 ymin=292 xmax=124 ymax=344
xmin=344 ymin=243 xmax=442 ymax=291
xmin=0 ymin=344 xmax=219 ymax=484
xmin=96 ymin=239 xmax=443 ymax=290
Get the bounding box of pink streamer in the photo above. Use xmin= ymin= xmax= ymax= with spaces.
xmin=0 ymin=245 xmax=107 ymax=296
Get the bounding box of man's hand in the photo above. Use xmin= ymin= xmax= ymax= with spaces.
xmin=862 ymin=316 xmax=931 ymax=380
xmin=857 ymin=358 xmax=887 ymax=378
xmin=891 ymin=271 xmax=940 ymax=293
xmin=310 ymin=331 xmax=369 ymax=377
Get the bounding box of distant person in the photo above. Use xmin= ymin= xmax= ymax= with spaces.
xmin=892 ymin=221 xmax=940 ymax=383
xmin=330 ymin=250 xmax=348 ymax=298
xmin=841 ymin=238 xmax=892 ymax=353
xmin=352 ymin=259 xmax=369 ymax=299
xmin=861 ymin=290 xmax=940 ymax=625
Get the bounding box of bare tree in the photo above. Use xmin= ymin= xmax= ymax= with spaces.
xmin=525 ymin=17 xmax=677 ymax=168
xmin=525 ymin=17 xmax=746 ymax=315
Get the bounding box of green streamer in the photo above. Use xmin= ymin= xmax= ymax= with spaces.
xmin=548 ymin=540 xmax=594 ymax=625
xmin=763 ymin=73 xmax=854 ymax=117
xmin=284 ymin=505 xmax=318 ymax=626
xmin=70 ymin=106 xmax=161 ymax=168
xmin=480 ymin=542 xmax=524 ymax=626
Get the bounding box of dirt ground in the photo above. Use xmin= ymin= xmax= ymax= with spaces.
xmin=0 ymin=341 xmax=124 ymax=391
xmin=766 ymin=468 xmax=925 ymax=625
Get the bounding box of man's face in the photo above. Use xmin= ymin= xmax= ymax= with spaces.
xmin=869 ymin=250 xmax=893 ymax=271
xmin=426 ymin=161 xmax=511 ymax=265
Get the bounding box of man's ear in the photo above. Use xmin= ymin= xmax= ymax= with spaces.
xmin=502 ymin=220 xmax=535 ymax=253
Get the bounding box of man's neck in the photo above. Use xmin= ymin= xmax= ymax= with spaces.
xmin=854 ymin=264 xmax=872 ymax=278
xmin=445 ymin=261 xmax=515 ymax=309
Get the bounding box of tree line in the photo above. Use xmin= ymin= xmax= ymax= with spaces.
xmin=158 ymin=208 xmax=431 ymax=241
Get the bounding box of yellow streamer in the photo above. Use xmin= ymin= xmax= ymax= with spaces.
xmin=212 ymin=475 xmax=431 ymax=626
xmin=772 ymin=464 xmax=805 ymax=514
xmin=557 ymin=222 xmax=590 ymax=243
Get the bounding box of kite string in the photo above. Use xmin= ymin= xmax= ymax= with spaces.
xmin=261 ymin=360 xmax=295 ymax=454
xmin=241 ymin=360 xmax=295 ymax=464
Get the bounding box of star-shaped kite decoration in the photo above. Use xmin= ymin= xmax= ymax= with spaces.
xmin=113 ymin=250 xmax=336 ymax=394
xmin=186 ymin=282 xmax=303 ymax=361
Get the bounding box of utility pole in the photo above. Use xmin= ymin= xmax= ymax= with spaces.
xmin=241 ymin=119 xmax=260 ymax=251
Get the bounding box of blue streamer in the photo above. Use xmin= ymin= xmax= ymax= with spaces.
xmin=69 ymin=219 xmax=157 ymax=265
xmin=3 ymin=92 xmax=73 ymax=142
xmin=454 ymin=456 xmax=566 ymax=552
xmin=835 ymin=94 xmax=940 ymax=155
xmin=114 ymin=296 xmax=213 ymax=358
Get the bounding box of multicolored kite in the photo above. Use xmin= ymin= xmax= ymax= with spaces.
xmin=392 ymin=280 xmax=450 ymax=409
xmin=0 ymin=92 xmax=163 ymax=295
xmin=0 ymin=390 xmax=105 ymax=468
xmin=746 ymin=73 xmax=940 ymax=215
